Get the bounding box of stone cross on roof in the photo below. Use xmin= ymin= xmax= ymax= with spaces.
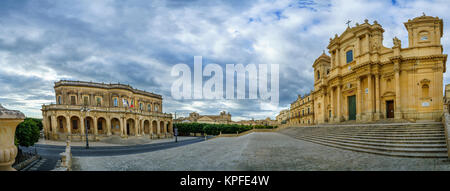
xmin=0 ymin=104 xmax=25 ymax=119
xmin=346 ymin=20 xmax=351 ymax=28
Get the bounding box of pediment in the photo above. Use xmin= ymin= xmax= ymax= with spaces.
xmin=382 ymin=91 xmax=395 ymax=97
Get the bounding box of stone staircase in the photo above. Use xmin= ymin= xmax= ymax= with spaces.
xmin=279 ymin=123 xmax=448 ymax=158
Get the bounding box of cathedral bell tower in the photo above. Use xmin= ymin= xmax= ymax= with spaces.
xmin=404 ymin=13 xmax=443 ymax=49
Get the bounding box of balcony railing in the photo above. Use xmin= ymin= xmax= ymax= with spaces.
xmin=42 ymin=104 xmax=172 ymax=118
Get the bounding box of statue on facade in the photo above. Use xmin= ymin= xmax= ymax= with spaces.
xmin=393 ymin=37 xmax=401 ymax=48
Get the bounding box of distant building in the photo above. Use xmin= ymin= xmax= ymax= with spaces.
xmin=236 ymin=117 xmax=278 ymax=126
xmin=175 ymin=111 xmax=232 ymax=124
xmin=289 ymin=93 xmax=314 ymax=125
xmin=276 ymin=109 xmax=290 ymax=124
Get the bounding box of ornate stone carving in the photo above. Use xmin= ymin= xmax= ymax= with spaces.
xmin=0 ymin=104 xmax=25 ymax=171
xmin=393 ymin=37 xmax=401 ymax=48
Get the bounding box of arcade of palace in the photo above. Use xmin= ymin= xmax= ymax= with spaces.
xmin=41 ymin=80 xmax=173 ymax=141
xmin=290 ymin=14 xmax=447 ymax=125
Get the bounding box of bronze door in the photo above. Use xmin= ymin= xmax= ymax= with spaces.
xmin=386 ymin=100 xmax=394 ymax=118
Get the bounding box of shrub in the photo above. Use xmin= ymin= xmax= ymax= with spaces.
xmin=15 ymin=118 xmax=41 ymax=147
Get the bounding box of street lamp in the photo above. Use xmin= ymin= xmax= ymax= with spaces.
xmin=174 ymin=112 xmax=178 ymax=143
xmin=81 ymin=106 xmax=90 ymax=149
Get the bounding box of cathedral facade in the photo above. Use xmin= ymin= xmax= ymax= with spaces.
xmin=310 ymin=14 xmax=446 ymax=124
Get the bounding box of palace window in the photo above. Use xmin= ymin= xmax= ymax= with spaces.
xmin=96 ymin=97 xmax=102 ymax=106
xmin=308 ymin=108 xmax=310 ymax=114
xmin=346 ymin=50 xmax=353 ymax=63
xmin=317 ymin=71 xmax=320 ymax=80
xmin=155 ymin=104 xmax=159 ymax=112
xmin=422 ymin=84 xmax=429 ymax=98
xmin=140 ymin=103 xmax=143 ymax=110
xmin=113 ymin=98 xmax=118 ymax=107
xmin=83 ymin=96 xmax=89 ymax=106
xmin=148 ymin=104 xmax=151 ymax=111
xmin=57 ymin=96 xmax=62 ymax=104
xmin=70 ymin=96 xmax=76 ymax=105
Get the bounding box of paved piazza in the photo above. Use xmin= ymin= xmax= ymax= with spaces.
xmin=72 ymin=132 xmax=450 ymax=171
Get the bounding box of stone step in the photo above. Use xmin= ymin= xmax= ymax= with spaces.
xmin=298 ymin=135 xmax=447 ymax=149
xmin=297 ymin=136 xmax=447 ymax=153
xmin=289 ymin=133 xmax=446 ymax=141
xmin=298 ymin=127 xmax=444 ymax=132
xmin=298 ymin=130 xmax=445 ymax=136
xmin=301 ymin=134 xmax=447 ymax=145
xmin=299 ymin=132 xmax=446 ymax=138
xmin=294 ymin=136 xmax=448 ymax=158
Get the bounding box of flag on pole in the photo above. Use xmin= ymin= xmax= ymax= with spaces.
xmin=130 ymin=99 xmax=134 ymax=108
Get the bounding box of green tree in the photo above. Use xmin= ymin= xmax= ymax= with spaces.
xmin=15 ymin=118 xmax=41 ymax=147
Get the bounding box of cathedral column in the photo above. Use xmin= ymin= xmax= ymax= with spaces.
xmin=375 ymin=74 xmax=381 ymax=120
xmin=356 ymin=77 xmax=362 ymax=121
xmin=368 ymin=74 xmax=373 ymax=121
xmin=330 ymin=88 xmax=335 ymax=122
xmin=394 ymin=62 xmax=402 ymax=119
xmin=337 ymin=85 xmax=342 ymax=122
xmin=322 ymin=92 xmax=327 ymax=123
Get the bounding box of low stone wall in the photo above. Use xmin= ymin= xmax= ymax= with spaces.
xmin=53 ymin=140 xmax=72 ymax=171
xmin=12 ymin=155 xmax=40 ymax=171
xmin=215 ymin=126 xmax=284 ymax=138
xmin=442 ymin=112 xmax=450 ymax=159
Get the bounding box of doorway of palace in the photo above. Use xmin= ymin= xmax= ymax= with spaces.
xmin=126 ymin=119 xmax=135 ymax=136
xmin=348 ymin=95 xmax=356 ymax=120
xmin=386 ymin=100 xmax=394 ymax=118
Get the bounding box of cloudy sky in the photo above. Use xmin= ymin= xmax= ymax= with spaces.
xmin=0 ymin=0 xmax=449 ymax=120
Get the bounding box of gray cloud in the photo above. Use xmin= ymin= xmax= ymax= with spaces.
xmin=0 ymin=0 xmax=449 ymax=119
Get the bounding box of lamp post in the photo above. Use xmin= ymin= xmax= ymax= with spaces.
xmin=81 ymin=106 xmax=90 ymax=149
xmin=174 ymin=112 xmax=178 ymax=143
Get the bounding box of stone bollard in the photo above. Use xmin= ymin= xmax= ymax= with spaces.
xmin=0 ymin=104 xmax=25 ymax=171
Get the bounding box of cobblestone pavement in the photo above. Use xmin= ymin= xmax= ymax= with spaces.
xmin=73 ymin=132 xmax=450 ymax=171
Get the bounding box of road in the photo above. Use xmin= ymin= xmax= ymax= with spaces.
xmin=19 ymin=137 xmax=207 ymax=171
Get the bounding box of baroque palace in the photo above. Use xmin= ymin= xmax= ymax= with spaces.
xmin=289 ymin=14 xmax=447 ymax=125
xmin=41 ymin=80 xmax=173 ymax=141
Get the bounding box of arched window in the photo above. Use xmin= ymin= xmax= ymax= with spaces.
xmin=422 ymin=84 xmax=429 ymax=98
xmin=317 ymin=71 xmax=320 ymax=80
xmin=58 ymin=96 xmax=62 ymax=104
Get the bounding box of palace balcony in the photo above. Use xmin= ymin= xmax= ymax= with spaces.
xmin=42 ymin=104 xmax=172 ymax=119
